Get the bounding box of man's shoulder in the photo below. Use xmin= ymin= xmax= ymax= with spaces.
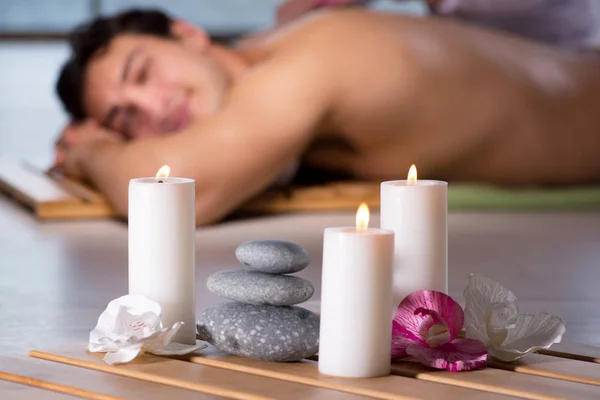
xmin=280 ymin=8 xmax=404 ymax=39
xmin=240 ymin=8 xmax=410 ymax=61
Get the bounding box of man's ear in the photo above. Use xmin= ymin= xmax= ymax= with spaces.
xmin=171 ymin=20 xmax=210 ymax=52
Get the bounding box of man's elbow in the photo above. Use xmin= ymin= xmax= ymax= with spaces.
xmin=195 ymin=205 xmax=224 ymax=227
xmin=103 ymin=191 xmax=128 ymax=221
xmin=194 ymin=191 xmax=235 ymax=227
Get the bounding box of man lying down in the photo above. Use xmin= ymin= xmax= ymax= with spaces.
xmin=53 ymin=7 xmax=600 ymax=226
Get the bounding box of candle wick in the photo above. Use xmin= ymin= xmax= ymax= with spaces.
xmin=158 ymin=180 xmax=164 ymax=184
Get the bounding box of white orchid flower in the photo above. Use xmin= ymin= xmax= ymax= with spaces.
xmin=463 ymin=274 xmax=566 ymax=362
xmin=88 ymin=294 xmax=205 ymax=365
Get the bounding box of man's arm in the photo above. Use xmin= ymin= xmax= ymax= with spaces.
xmin=69 ymin=50 xmax=334 ymax=225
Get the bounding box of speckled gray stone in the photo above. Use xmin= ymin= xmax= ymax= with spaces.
xmin=235 ymin=240 xmax=310 ymax=274
xmin=207 ymin=270 xmax=314 ymax=306
xmin=197 ymin=302 xmax=320 ymax=362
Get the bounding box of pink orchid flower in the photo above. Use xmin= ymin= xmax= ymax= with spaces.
xmin=392 ymin=290 xmax=488 ymax=372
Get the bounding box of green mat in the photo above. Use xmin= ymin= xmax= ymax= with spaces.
xmin=448 ymin=184 xmax=600 ymax=210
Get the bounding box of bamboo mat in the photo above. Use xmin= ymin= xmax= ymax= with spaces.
xmin=0 ymin=342 xmax=595 ymax=399
xmin=2 ymin=158 xmax=600 ymax=221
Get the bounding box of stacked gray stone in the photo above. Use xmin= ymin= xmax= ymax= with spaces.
xmin=197 ymin=240 xmax=320 ymax=362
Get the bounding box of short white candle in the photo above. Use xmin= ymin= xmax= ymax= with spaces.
xmin=128 ymin=165 xmax=196 ymax=345
xmin=380 ymin=165 xmax=448 ymax=309
xmin=319 ymin=204 xmax=394 ymax=378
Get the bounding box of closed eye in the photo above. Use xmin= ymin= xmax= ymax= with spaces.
xmin=136 ymin=59 xmax=150 ymax=85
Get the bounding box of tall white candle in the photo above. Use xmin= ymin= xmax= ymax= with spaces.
xmin=128 ymin=165 xmax=196 ymax=345
xmin=319 ymin=204 xmax=394 ymax=378
xmin=380 ymin=165 xmax=448 ymax=310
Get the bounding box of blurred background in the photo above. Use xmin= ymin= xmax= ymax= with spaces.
xmin=0 ymin=0 xmax=425 ymax=166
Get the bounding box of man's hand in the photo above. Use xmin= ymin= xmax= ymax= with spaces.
xmin=52 ymin=120 xmax=124 ymax=181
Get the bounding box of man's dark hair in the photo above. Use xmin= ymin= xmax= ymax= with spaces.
xmin=56 ymin=9 xmax=173 ymax=122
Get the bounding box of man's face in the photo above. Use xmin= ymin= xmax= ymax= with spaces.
xmin=82 ymin=32 xmax=230 ymax=139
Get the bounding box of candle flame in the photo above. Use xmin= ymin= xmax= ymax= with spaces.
xmin=407 ymin=164 xmax=417 ymax=184
xmin=356 ymin=203 xmax=370 ymax=232
xmin=156 ymin=165 xmax=170 ymax=179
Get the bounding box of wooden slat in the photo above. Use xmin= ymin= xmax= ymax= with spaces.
xmin=392 ymin=361 xmax=600 ymax=400
xmin=29 ymin=347 xmax=376 ymax=400
xmin=0 ymin=379 xmax=77 ymax=400
xmin=35 ymin=200 xmax=115 ymax=220
xmin=538 ymin=342 xmax=600 ymax=363
xmin=488 ymin=353 xmax=600 ymax=386
xmin=185 ymin=348 xmax=519 ymax=400
xmin=0 ymin=355 xmax=220 ymax=400
xmin=0 ymin=366 xmax=118 ymax=399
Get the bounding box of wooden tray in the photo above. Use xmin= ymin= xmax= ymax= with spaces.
xmin=1 ymin=342 xmax=599 ymax=399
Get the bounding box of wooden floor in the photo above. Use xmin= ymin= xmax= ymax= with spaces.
xmin=2 ymin=40 xmax=600 ymax=398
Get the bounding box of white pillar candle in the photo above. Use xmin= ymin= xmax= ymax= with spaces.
xmin=319 ymin=204 xmax=394 ymax=378
xmin=380 ymin=165 xmax=448 ymax=310
xmin=128 ymin=165 xmax=196 ymax=345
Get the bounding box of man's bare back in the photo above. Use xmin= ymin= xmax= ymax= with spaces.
xmin=245 ymin=10 xmax=600 ymax=184
xmin=55 ymin=9 xmax=600 ymax=225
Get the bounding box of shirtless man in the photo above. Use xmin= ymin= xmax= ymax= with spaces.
xmin=55 ymin=8 xmax=600 ymax=225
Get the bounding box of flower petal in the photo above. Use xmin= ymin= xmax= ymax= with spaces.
xmin=97 ymin=295 xmax=162 ymax=331
xmin=103 ymin=347 xmax=143 ymax=365
xmin=141 ymin=322 xmax=186 ymax=351
xmin=392 ymin=290 xmax=464 ymax=358
xmin=87 ymin=338 xmax=119 ymax=353
xmin=89 ymin=294 xmax=164 ymax=350
xmin=490 ymin=312 xmax=567 ymax=362
xmin=118 ymin=294 xmax=162 ymax=316
xmin=463 ymin=274 xmax=518 ymax=345
xmin=414 ymin=308 xmax=451 ymax=348
xmin=151 ymin=342 xmax=207 ymax=356
xmin=406 ymin=338 xmax=488 ymax=372
xmin=117 ymin=309 xmax=162 ymax=338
